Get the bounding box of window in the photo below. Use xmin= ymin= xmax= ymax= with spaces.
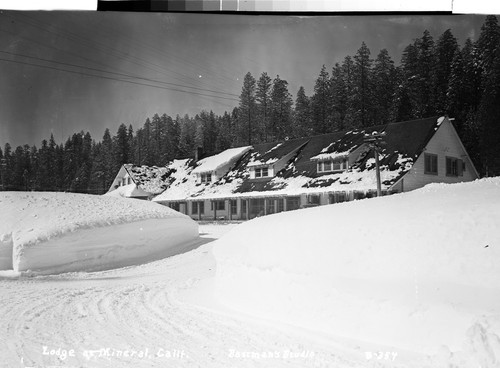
xmin=307 ymin=194 xmax=320 ymax=205
xmin=250 ymin=198 xmax=265 ymax=218
xmin=211 ymin=200 xmax=225 ymax=211
xmin=255 ymin=167 xmax=269 ymax=178
xmin=330 ymin=191 xmax=347 ymax=203
xmin=317 ymin=159 xmax=348 ymax=173
xmin=276 ymin=198 xmax=284 ymax=213
xmin=191 ymin=201 xmax=204 ymax=215
xmin=446 ymin=157 xmax=464 ymax=177
xmin=201 ymin=173 xmax=212 ymax=183
xmin=170 ymin=203 xmax=180 ymax=211
xmin=286 ymin=196 xmax=301 ymax=211
xmin=266 ymin=199 xmax=275 ymax=214
xmin=424 ymin=153 xmax=438 ymax=175
xmin=230 ymin=200 xmax=237 ymax=215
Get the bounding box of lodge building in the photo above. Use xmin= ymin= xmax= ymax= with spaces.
xmin=107 ymin=116 xmax=479 ymax=221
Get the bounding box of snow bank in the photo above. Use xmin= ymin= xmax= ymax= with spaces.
xmin=105 ymin=183 xmax=150 ymax=198
xmin=213 ymin=178 xmax=500 ymax=365
xmin=192 ymin=146 xmax=251 ymax=174
xmin=0 ymin=192 xmax=198 ymax=274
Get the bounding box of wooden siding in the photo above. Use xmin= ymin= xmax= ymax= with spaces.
xmin=395 ymin=119 xmax=478 ymax=192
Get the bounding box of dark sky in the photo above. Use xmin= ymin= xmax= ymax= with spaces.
xmin=0 ymin=11 xmax=486 ymax=147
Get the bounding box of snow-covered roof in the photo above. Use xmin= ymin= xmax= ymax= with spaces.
xmin=191 ymin=146 xmax=252 ymax=174
xmin=126 ymin=165 xmax=173 ymax=195
xmin=151 ymin=117 xmax=446 ymax=202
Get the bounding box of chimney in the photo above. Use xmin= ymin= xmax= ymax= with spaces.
xmin=194 ymin=147 xmax=203 ymax=163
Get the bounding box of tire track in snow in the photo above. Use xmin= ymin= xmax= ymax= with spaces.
xmin=0 ymin=241 xmax=379 ymax=368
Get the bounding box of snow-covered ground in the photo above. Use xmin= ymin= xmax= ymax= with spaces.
xmin=213 ymin=178 xmax=500 ymax=367
xmin=1 ymin=179 xmax=499 ymax=368
xmin=0 ymin=222 xmax=363 ymax=368
xmin=0 ymin=192 xmax=198 ymax=273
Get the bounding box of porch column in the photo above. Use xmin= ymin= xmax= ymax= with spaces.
xmin=283 ymin=197 xmax=287 ymax=211
xmin=264 ymin=198 xmax=268 ymax=216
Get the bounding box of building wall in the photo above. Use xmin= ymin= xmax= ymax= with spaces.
xmin=397 ymin=119 xmax=478 ymax=192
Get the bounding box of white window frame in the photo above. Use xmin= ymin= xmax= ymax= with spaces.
xmin=200 ymin=173 xmax=212 ymax=183
xmin=317 ymin=159 xmax=348 ymax=173
xmin=255 ymin=166 xmax=269 ymax=178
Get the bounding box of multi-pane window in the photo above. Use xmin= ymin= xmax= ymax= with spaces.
xmin=424 ymin=153 xmax=438 ymax=175
xmin=201 ymin=173 xmax=212 ymax=183
xmin=191 ymin=201 xmax=204 ymax=215
xmin=230 ymin=200 xmax=237 ymax=215
xmin=255 ymin=167 xmax=269 ymax=178
xmin=211 ymin=200 xmax=225 ymax=211
xmin=307 ymin=194 xmax=320 ymax=205
xmin=276 ymin=198 xmax=284 ymax=213
xmin=446 ymin=157 xmax=464 ymax=177
xmin=317 ymin=159 xmax=348 ymax=173
xmin=266 ymin=199 xmax=275 ymax=214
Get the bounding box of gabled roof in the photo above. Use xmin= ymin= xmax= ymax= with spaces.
xmin=152 ymin=117 xmax=445 ymax=201
xmin=125 ymin=165 xmax=174 ymax=195
xmin=293 ymin=116 xmax=439 ymax=183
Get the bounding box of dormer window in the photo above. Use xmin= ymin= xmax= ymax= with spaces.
xmin=255 ymin=167 xmax=269 ymax=178
xmin=200 ymin=173 xmax=212 ymax=183
xmin=317 ymin=158 xmax=348 ymax=173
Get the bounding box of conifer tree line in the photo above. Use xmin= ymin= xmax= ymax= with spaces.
xmin=1 ymin=15 xmax=499 ymax=193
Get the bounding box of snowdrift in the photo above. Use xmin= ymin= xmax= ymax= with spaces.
xmin=0 ymin=192 xmax=198 ymax=274
xmin=213 ymin=178 xmax=500 ymax=365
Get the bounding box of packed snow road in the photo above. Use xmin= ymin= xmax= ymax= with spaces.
xmin=0 ymin=223 xmax=376 ymax=368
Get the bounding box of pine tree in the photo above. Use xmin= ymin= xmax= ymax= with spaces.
xmin=293 ymin=86 xmax=312 ymax=137
xmin=101 ymin=128 xmax=115 ymax=189
xmin=330 ymin=63 xmax=346 ymax=130
xmin=477 ymin=15 xmax=500 ymax=176
xmin=199 ymin=110 xmax=218 ymax=157
xmin=352 ymin=42 xmax=375 ymax=127
xmin=178 ymin=115 xmax=197 ymax=158
xmin=114 ymin=124 xmax=130 ymax=171
xmin=269 ymin=75 xmax=293 ymax=141
xmin=256 ymin=72 xmax=272 ymax=141
xmin=36 ymin=139 xmax=50 ymax=190
xmin=150 ymin=113 xmax=164 ymax=164
xmin=433 ymin=29 xmax=459 ymax=114
xmin=476 ymin=15 xmax=500 ymax=84
xmin=372 ymin=48 xmax=396 ymax=125
xmin=238 ymin=72 xmax=257 ymax=145
xmin=416 ymin=30 xmax=437 ymax=117
xmin=127 ymin=123 xmax=134 ymax=162
xmin=47 ymin=134 xmax=59 ymax=190
xmin=311 ymin=65 xmax=332 ymax=134
xmin=88 ymin=142 xmax=108 ymax=194
xmin=216 ymin=111 xmax=234 ymax=151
